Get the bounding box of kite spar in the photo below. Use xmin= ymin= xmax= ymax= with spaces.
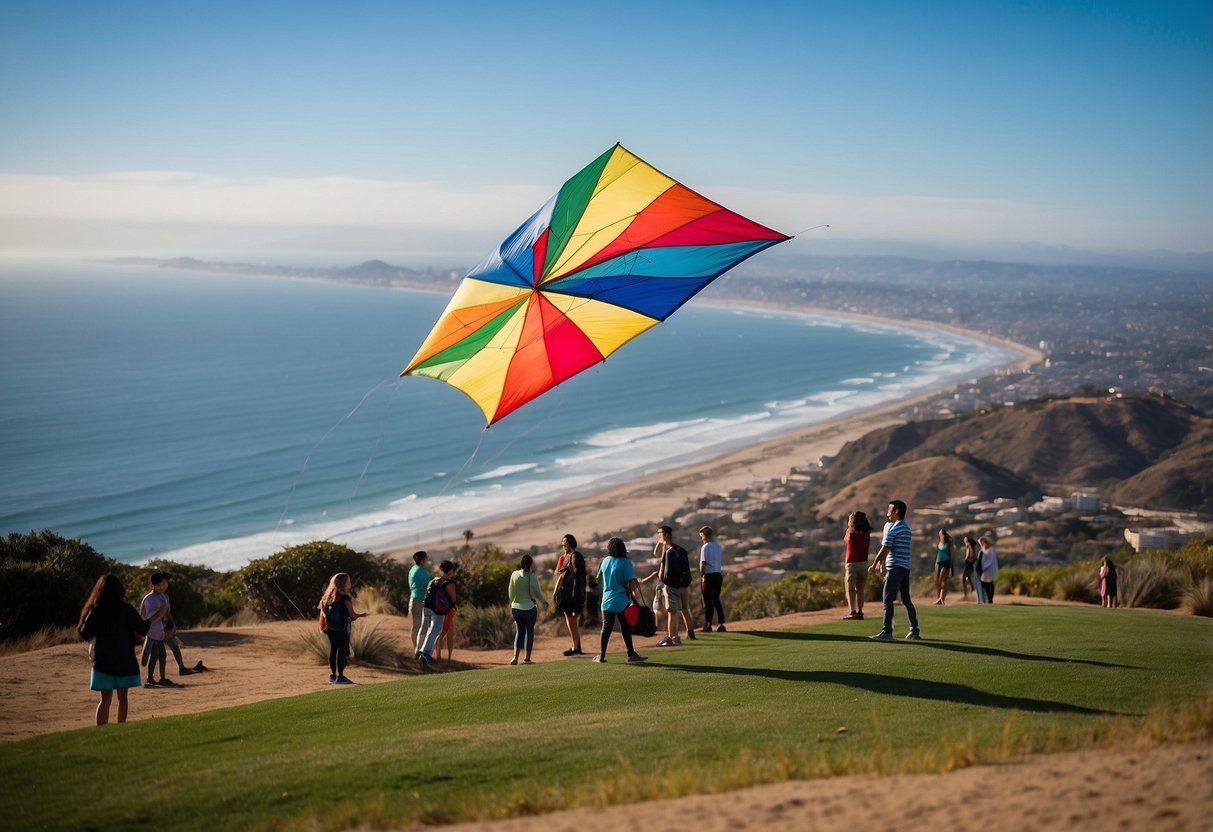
xmin=402 ymin=144 xmax=791 ymax=425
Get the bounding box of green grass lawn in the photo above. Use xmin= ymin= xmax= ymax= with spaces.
xmin=8 ymin=604 xmax=1211 ymax=831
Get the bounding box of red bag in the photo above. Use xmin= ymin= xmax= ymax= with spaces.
xmin=318 ymin=611 xmax=328 ymax=633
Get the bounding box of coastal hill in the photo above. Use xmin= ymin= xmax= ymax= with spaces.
xmin=816 ymin=453 xmax=1035 ymax=521
xmin=816 ymin=395 xmax=1212 ymax=513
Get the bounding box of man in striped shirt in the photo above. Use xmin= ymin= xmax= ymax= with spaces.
xmin=868 ymin=500 xmax=922 ymax=641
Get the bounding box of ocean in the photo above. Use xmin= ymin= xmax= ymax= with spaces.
xmin=0 ymin=259 xmax=1013 ymax=571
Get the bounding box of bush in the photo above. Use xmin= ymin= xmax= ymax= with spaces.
xmin=454 ymin=547 xmax=514 ymax=609
xmin=1120 ymin=557 xmax=1185 ymax=610
xmin=299 ymin=621 xmax=411 ymax=668
xmin=121 ymin=559 xmax=223 ymax=628
xmin=728 ymin=571 xmax=845 ymax=621
xmin=455 ymin=604 xmax=515 ymax=649
xmin=1052 ymin=570 xmax=1100 ymax=604
xmin=239 ymin=542 xmax=385 ymax=620
xmin=0 ymin=531 xmax=113 ymax=639
xmin=1181 ymin=576 xmax=1213 ymax=617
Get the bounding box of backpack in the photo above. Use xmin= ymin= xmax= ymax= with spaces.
xmin=423 ymin=578 xmax=453 ymax=615
xmin=663 ymin=544 xmax=693 ymax=588
xmin=323 ymin=599 xmax=347 ymax=633
xmin=557 ymin=565 xmax=581 ymax=607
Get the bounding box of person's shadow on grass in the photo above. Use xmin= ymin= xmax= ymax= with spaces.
xmin=739 ymin=630 xmax=1135 ymax=669
xmin=661 ymin=663 xmax=1119 ymax=715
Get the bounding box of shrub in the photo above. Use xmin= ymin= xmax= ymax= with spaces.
xmin=122 ymin=559 xmax=221 ymax=628
xmin=0 ymin=530 xmax=113 ymax=639
xmin=1181 ymin=576 xmax=1213 ymax=617
xmin=299 ymin=622 xmax=411 ymax=668
xmin=1052 ymin=570 xmax=1100 ymax=604
xmin=455 ymin=546 xmax=514 ymax=609
xmin=1120 ymin=557 xmax=1184 ymax=610
xmin=455 ymin=604 xmax=515 ymax=649
xmin=728 ymin=571 xmax=845 ymax=621
xmin=239 ymin=542 xmax=385 ymax=620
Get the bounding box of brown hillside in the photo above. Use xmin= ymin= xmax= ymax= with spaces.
xmin=915 ymin=397 xmax=1206 ymax=486
xmin=821 ymin=396 xmax=1211 ymax=512
xmin=822 ymin=419 xmax=946 ymax=486
xmin=1109 ymin=425 xmax=1213 ymax=513
xmin=816 ymin=454 xmax=1035 ymax=522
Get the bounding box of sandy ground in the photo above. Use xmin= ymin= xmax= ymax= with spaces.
xmin=4 ymin=601 xmax=1209 ymax=831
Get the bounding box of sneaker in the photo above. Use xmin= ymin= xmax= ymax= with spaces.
xmin=158 ymin=678 xmax=184 ymax=688
xmin=655 ymin=636 xmax=674 ymax=647
xmin=701 ymin=625 xmax=712 ymax=633
xmin=418 ymin=653 xmax=433 ymax=671
xmin=145 ymin=678 xmax=159 ymax=688
xmin=627 ymin=654 xmax=648 ymax=664
xmin=178 ymin=667 xmax=195 ymax=676
xmin=335 ymin=676 xmax=354 ymax=685
xmin=328 ymin=674 xmax=337 ymax=684
xmin=522 ymin=659 xmax=534 ymax=665
xmin=686 ymin=630 xmax=696 ymax=640
xmin=905 ymin=632 xmax=922 ymax=640
xmin=843 ymin=612 xmax=858 ymax=620
xmin=562 ymin=648 xmax=577 ymax=656
xmin=855 ymin=612 xmax=864 ymax=620
xmin=671 ymin=636 xmax=682 ymax=646
xmin=592 ymin=655 xmax=606 ymax=663
xmin=716 ymin=624 xmax=727 ymax=632
xmin=192 ymin=660 xmax=208 ymax=672
xmin=572 ymin=648 xmax=584 ymax=655
xmin=870 ymin=631 xmax=894 ymax=641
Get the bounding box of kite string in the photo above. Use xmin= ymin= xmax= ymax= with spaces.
xmin=791 ymin=223 xmax=830 ymax=237
xmin=433 ymin=428 xmax=487 ymax=500
xmin=276 ymin=379 xmax=390 ymax=531
xmin=350 ymin=377 xmax=405 ymax=503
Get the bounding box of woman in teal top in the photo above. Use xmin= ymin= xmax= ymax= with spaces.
xmin=593 ymin=537 xmax=646 ymax=664
xmin=934 ymin=528 xmax=953 ymax=606
xmin=508 ymin=555 xmax=545 ymax=665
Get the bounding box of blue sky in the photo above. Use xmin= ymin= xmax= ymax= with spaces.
xmin=1 ymin=0 xmax=1210 ymax=258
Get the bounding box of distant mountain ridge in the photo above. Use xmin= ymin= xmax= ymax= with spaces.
xmin=817 ymin=395 xmax=1212 ymax=514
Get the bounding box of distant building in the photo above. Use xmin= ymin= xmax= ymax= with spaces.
xmin=1071 ymin=492 xmax=1100 ymax=511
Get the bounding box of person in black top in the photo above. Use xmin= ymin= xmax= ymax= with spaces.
xmin=319 ymin=572 xmax=367 ymax=685
xmin=78 ymin=574 xmax=151 ymax=726
xmin=555 ymin=534 xmax=588 ymax=656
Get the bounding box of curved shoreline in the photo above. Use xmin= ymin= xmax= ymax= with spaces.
xmin=391 ymin=305 xmax=1042 ymax=558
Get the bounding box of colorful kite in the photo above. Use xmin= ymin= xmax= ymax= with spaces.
xmin=402 ymin=144 xmax=790 ymax=425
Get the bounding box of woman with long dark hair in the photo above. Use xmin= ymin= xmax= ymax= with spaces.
xmin=78 ymin=574 xmax=151 ymax=725
xmin=962 ymin=535 xmax=982 ymax=603
xmin=508 ymin=554 xmax=545 ymax=664
xmin=554 ymin=534 xmax=587 ymax=656
xmin=593 ymin=537 xmax=646 ymax=664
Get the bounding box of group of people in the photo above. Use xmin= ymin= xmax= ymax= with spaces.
xmin=841 ymin=500 xmax=1008 ymax=640
xmin=77 ymin=571 xmax=208 ymax=726
xmin=388 ymin=525 xmax=733 ymax=674
xmin=550 ymin=525 xmax=730 ymax=664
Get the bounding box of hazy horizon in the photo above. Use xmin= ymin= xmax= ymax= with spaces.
xmin=2 ymin=1 xmax=1210 ymax=259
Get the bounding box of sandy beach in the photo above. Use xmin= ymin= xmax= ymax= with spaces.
xmin=401 ymin=321 xmax=1042 ymax=558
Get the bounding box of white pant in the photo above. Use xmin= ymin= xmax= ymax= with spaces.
xmin=419 ymin=608 xmax=446 ymax=657
xmin=409 ymin=599 xmax=426 ymax=651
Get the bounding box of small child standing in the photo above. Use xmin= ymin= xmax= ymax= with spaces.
xmin=1100 ymin=557 xmax=1119 ymax=608
xmin=140 ymin=571 xmax=181 ymax=687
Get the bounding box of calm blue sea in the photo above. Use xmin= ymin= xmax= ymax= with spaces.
xmin=0 ymin=259 xmax=1011 ymax=570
